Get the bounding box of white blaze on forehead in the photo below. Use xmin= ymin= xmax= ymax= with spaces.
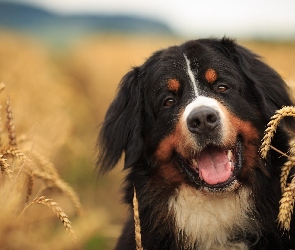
xmin=183 ymin=54 xmax=198 ymax=96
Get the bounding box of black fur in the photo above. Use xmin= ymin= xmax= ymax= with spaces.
xmin=97 ymin=38 xmax=295 ymax=249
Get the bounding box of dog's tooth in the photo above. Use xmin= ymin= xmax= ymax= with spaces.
xmin=227 ymin=150 xmax=233 ymax=161
xmin=230 ymin=162 xmax=234 ymax=171
xmin=192 ymin=159 xmax=198 ymax=168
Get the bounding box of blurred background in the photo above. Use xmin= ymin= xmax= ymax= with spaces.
xmin=0 ymin=0 xmax=295 ymax=249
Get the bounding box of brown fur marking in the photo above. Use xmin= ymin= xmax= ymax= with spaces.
xmin=225 ymin=111 xmax=264 ymax=178
xmin=205 ymin=68 xmax=218 ymax=84
xmin=155 ymin=120 xmax=195 ymax=163
xmin=167 ymin=79 xmax=181 ymax=92
xmin=158 ymin=163 xmax=185 ymax=184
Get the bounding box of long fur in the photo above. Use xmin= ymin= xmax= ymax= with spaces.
xmin=169 ymin=186 xmax=260 ymax=249
xmin=97 ymin=38 xmax=295 ymax=249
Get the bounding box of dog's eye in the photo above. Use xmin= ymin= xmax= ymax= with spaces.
xmin=217 ymin=85 xmax=228 ymax=93
xmin=163 ymin=98 xmax=176 ymax=107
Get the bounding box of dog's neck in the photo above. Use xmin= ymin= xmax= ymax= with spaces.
xmin=168 ymin=185 xmax=261 ymax=249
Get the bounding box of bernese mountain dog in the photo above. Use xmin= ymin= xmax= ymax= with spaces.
xmin=97 ymin=38 xmax=295 ymax=249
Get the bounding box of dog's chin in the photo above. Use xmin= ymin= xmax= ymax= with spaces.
xmin=175 ymin=136 xmax=243 ymax=193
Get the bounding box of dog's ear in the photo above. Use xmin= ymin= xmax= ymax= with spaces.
xmin=219 ymin=38 xmax=295 ymax=130
xmin=97 ymin=67 xmax=144 ymax=173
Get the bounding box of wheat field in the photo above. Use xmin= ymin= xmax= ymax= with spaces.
xmin=0 ymin=31 xmax=295 ymax=249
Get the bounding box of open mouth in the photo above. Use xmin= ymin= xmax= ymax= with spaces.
xmin=175 ymin=136 xmax=243 ymax=192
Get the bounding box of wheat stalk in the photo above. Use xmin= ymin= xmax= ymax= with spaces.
xmin=1 ymin=145 xmax=82 ymax=213
xmin=133 ymin=186 xmax=143 ymax=250
xmin=260 ymin=106 xmax=295 ymax=231
xmin=19 ymin=196 xmax=79 ymax=248
xmin=0 ymin=154 xmax=13 ymax=179
xmin=31 ymin=170 xmax=83 ymax=215
xmin=1 ymin=145 xmax=82 ymax=214
xmin=260 ymin=106 xmax=295 ymax=159
xmin=0 ymin=83 xmax=82 ymax=248
xmin=280 ymin=157 xmax=295 ymax=192
xmin=6 ymin=97 xmax=17 ymax=147
xmin=25 ymin=172 xmax=34 ymax=203
xmin=1 ymin=146 xmax=31 ymax=163
xmin=278 ymin=178 xmax=295 ymax=231
xmin=1 ymin=145 xmax=83 ymax=214
xmin=1 ymin=146 xmax=32 ymax=182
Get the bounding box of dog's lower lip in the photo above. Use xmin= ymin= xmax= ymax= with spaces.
xmin=175 ymin=136 xmax=242 ymax=191
xmin=202 ymin=174 xmax=236 ymax=189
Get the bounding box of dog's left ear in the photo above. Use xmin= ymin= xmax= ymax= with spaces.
xmin=97 ymin=67 xmax=144 ymax=173
xmin=219 ymin=38 xmax=295 ymax=130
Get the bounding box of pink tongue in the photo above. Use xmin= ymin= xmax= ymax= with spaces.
xmin=198 ymin=148 xmax=232 ymax=185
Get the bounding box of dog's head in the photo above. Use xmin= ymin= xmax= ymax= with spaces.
xmin=97 ymin=38 xmax=295 ymax=193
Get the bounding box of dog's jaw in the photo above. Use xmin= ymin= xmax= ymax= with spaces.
xmin=175 ymin=136 xmax=243 ymax=192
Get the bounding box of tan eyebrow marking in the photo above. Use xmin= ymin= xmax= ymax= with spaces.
xmin=167 ymin=79 xmax=180 ymax=92
xmin=205 ymin=68 xmax=218 ymax=84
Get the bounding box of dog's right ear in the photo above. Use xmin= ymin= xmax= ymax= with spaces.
xmin=97 ymin=67 xmax=144 ymax=173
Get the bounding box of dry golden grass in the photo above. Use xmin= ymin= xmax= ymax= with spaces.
xmin=0 ymin=83 xmax=81 ymax=249
xmin=0 ymin=32 xmax=129 ymax=249
xmin=0 ymin=31 xmax=295 ymax=249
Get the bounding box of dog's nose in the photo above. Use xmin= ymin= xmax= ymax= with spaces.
xmin=187 ymin=106 xmax=220 ymax=134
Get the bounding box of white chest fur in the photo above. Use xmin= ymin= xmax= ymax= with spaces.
xmin=168 ymin=185 xmax=260 ymax=250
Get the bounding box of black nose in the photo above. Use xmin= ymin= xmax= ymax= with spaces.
xmin=187 ymin=106 xmax=220 ymax=134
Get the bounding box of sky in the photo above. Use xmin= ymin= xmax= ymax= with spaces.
xmin=6 ymin=0 xmax=295 ymax=39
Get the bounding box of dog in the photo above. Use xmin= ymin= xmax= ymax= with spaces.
xmin=97 ymin=38 xmax=295 ymax=249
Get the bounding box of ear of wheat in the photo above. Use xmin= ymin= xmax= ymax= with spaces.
xmin=260 ymin=106 xmax=295 ymax=159
xmin=260 ymin=106 xmax=295 ymax=231
xmin=0 ymin=83 xmax=82 ymax=248
xmin=19 ymin=196 xmax=79 ymax=248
